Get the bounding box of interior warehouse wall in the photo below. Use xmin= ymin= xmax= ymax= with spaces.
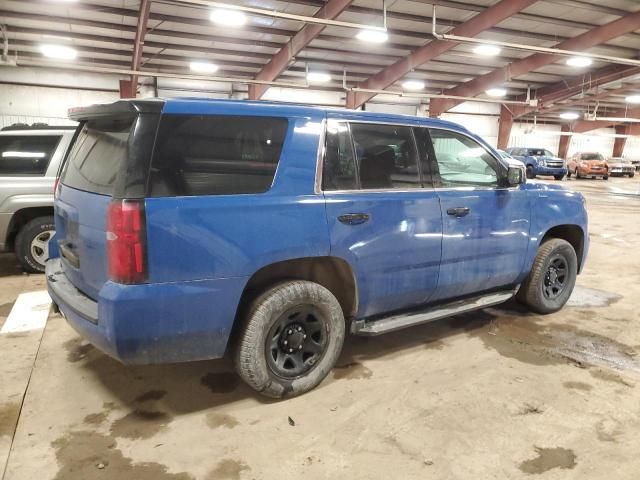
xmin=0 ymin=67 xmax=119 ymax=128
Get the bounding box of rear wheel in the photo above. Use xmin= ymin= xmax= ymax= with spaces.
xmin=234 ymin=281 xmax=345 ymax=398
xmin=15 ymin=216 xmax=55 ymax=273
xmin=517 ymin=238 xmax=577 ymax=314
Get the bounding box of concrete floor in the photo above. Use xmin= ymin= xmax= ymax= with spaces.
xmin=1 ymin=176 xmax=639 ymax=480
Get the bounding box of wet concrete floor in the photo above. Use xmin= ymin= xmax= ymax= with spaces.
xmin=1 ymin=176 xmax=640 ymax=479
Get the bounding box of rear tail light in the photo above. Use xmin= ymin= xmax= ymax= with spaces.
xmin=106 ymin=199 xmax=147 ymax=284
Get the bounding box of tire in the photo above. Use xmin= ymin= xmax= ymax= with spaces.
xmin=575 ymin=168 xmax=582 ymax=179
xmin=629 ymin=172 xmax=635 ymax=178
xmin=234 ymin=280 xmax=345 ymax=398
xmin=526 ymin=166 xmax=535 ymax=179
xmin=566 ymin=169 xmax=572 ymax=179
xmin=554 ymin=174 xmax=564 ymax=181
xmin=603 ymin=175 xmax=609 ymax=180
xmin=15 ymin=216 xmax=55 ymax=273
xmin=516 ymin=238 xmax=578 ymax=314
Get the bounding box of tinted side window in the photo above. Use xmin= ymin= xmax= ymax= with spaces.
xmin=150 ymin=115 xmax=288 ymax=197
xmin=323 ymin=121 xmax=357 ymax=190
xmin=350 ymin=123 xmax=420 ymax=190
xmin=429 ymin=129 xmax=500 ymax=187
xmin=0 ymin=135 xmax=61 ymax=176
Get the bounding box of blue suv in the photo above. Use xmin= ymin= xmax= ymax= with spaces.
xmin=47 ymin=99 xmax=588 ymax=397
xmin=506 ymin=147 xmax=567 ymax=180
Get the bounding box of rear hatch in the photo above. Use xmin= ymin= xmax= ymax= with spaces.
xmin=55 ymin=100 xmax=161 ymax=299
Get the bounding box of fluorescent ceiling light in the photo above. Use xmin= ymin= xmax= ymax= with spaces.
xmin=190 ymin=61 xmax=218 ymax=74
xmin=402 ymin=79 xmax=425 ymax=91
xmin=625 ymin=94 xmax=640 ymax=104
xmin=306 ymin=71 xmax=331 ymax=83
xmin=356 ymin=29 xmax=388 ymax=43
xmin=2 ymin=151 xmax=46 ymax=158
xmin=210 ymin=8 xmax=246 ymax=27
xmin=485 ymin=88 xmax=507 ymax=97
xmin=566 ymin=56 xmax=592 ymax=67
xmin=40 ymin=44 xmax=77 ymax=60
xmin=560 ymin=111 xmax=580 ymax=120
xmin=473 ymin=44 xmax=501 ymax=56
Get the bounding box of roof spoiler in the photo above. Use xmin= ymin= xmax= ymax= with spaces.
xmin=68 ymin=99 xmax=164 ymax=121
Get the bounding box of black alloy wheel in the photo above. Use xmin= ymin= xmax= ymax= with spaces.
xmin=542 ymin=255 xmax=568 ymax=300
xmin=266 ymin=305 xmax=327 ymax=378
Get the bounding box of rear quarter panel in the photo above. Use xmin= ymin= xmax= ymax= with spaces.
xmin=144 ymin=113 xmax=329 ymax=283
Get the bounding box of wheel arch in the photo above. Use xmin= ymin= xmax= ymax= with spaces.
xmin=540 ymin=224 xmax=585 ymax=272
xmin=238 ymin=256 xmax=358 ymax=320
xmin=6 ymin=206 xmax=54 ymax=251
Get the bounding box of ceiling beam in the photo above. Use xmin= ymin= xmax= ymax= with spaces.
xmin=248 ymin=0 xmax=352 ymax=100
xmin=570 ymin=106 xmax=640 ymax=133
xmin=345 ymin=0 xmax=539 ymax=109
xmin=429 ymin=11 xmax=640 ymax=117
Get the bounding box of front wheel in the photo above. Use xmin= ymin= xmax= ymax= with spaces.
xmin=629 ymin=172 xmax=635 ymax=178
xmin=234 ymin=281 xmax=345 ymax=398
xmin=603 ymin=175 xmax=609 ymax=180
xmin=554 ymin=174 xmax=565 ymax=181
xmin=526 ymin=166 xmax=535 ymax=179
xmin=15 ymin=216 xmax=55 ymax=273
xmin=516 ymin=238 xmax=578 ymax=314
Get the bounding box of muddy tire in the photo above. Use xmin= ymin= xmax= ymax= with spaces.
xmin=15 ymin=216 xmax=55 ymax=273
xmin=234 ymin=281 xmax=345 ymax=398
xmin=517 ymin=238 xmax=578 ymax=314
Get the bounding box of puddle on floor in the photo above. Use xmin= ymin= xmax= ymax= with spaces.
xmin=566 ymin=286 xmax=622 ymax=308
xmin=466 ymin=309 xmax=640 ymax=375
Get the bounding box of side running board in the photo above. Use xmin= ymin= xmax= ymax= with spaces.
xmin=351 ymin=289 xmax=516 ymax=336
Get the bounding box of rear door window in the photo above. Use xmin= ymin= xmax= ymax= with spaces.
xmin=349 ymin=123 xmax=421 ymax=189
xmin=0 ymin=135 xmax=61 ymax=176
xmin=149 ymin=115 xmax=289 ymax=197
xmin=323 ymin=121 xmax=357 ymax=191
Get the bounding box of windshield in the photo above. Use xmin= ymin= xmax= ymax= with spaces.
xmin=582 ymin=153 xmax=604 ymax=161
xmin=529 ymin=149 xmax=554 ymax=157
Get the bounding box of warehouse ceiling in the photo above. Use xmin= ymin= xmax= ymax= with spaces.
xmin=2 ymin=0 xmax=640 ymax=130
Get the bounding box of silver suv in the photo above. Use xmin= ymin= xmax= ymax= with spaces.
xmin=0 ymin=124 xmax=75 ymax=272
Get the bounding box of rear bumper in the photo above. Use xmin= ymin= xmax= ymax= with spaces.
xmin=534 ymin=166 xmax=567 ymax=176
xmin=46 ymin=258 xmax=247 ymax=364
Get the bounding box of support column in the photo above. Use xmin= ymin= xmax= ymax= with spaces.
xmin=558 ymin=125 xmax=572 ymax=159
xmin=119 ymin=80 xmax=135 ymax=99
xmin=497 ymin=105 xmax=513 ymax=150
xmin=613 ymin=125 xmax=630 ymax=157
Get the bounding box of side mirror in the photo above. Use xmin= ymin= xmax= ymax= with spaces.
xmin=507 ymin=165 xmax=526 ymax=186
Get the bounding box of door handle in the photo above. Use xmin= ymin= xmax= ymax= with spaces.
xmin=446 ymin=207 xmax=470 ymax=218
xmin=338 ymin=213 xmax=370 ymax=225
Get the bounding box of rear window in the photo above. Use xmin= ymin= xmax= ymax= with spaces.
xmin=61 ymin=115 xmax=135 ymax=196
xmin=0 ymin=134 xmax=61 ymax=176
xmin=149 ymin=115 xmax=288 ymax=197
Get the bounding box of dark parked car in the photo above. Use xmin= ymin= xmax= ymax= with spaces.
xmin=47 ymin=99 xmax=589 ymax=397
xmin=506 ymin=147 xmax=567 ymax=180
